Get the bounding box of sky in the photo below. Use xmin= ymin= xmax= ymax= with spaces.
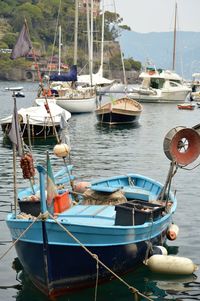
xmin=105 ymin=0 xmax=200 ymax=33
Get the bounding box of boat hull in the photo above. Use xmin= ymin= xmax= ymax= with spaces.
xmin=56 ymin=97 xmax=96 ymax=113
xmin=128 ymin=90 xmax=190 ymax=103
xmin=96 ymin=112 xmax=140 ymax=124
xmin=10 ymin=227 xmax=166 ymax=297
xmin=177 ymin=104 xmax=195 ymax=110
xmin=1 ymin=123 xmax=60 ymax=140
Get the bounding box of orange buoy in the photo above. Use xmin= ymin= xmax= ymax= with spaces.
xmin=163 ymin=127 xmax=200 ymax=166
xmin=74 ymin=182 xmax=91 ymax=193
xmin=167 ymin=224 xmax=179 ymax=240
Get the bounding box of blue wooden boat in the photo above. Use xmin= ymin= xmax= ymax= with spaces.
xmin=6 ymin=164 xmax=177 ymax=297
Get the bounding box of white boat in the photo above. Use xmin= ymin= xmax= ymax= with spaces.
xmin=128 ymin=68 xmax=191 ymax=103
xmin=5 ymin=86 xmax=23 ymax=91
xmin=77 ymin=3 xmax=115 ymax=94
xmin=34 ymin=1 xmax=97 ymax=114
xmin=191 ymin=73 xmax=200 ymax=101
xmin=128 ymin=4 xmax=191 ymax=103
xmin=55 ymin=87 xmax=97 ymax=113
xmin=35 ymin=78 xmax=97 ymax=113
xmin=77 ymin=68 xmax=114 ymax=94
xmin=0 ymin=103 xmax=71 ymax=140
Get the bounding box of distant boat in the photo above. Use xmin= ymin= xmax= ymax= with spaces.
xmin=128 ymin=68 xmax=191 ymax=103
xmin=5 ymin=86 xmax=23 ymax=92
xmin=34 ymin=0 xmax=97 ymax=114
xmin=177 ymin=103 xmax=196 ymax=110
xmin=128 ymin=4 xmax=191 ymax=103
xmin=95 ymin=97 xmax=143 ymax=124
xmin=0 ymin=103 xmax=71 ymax=141
xmin=14 ymin=91 xmax=25 ymax=97
xmin=34 ymin=65 xmax=97 ymax=113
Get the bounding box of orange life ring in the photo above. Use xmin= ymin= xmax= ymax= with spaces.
xmin=148 ymin=70 xmax=155 ymax=75
xmin=163 ymin=127 xmax=200 ymax=166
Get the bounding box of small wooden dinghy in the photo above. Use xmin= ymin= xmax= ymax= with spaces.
xmin=95 ymin=97 xmax=143 ymax=124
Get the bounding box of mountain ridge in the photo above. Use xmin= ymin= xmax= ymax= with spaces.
xmin=120 ymin=30 xmax=200 ymax=79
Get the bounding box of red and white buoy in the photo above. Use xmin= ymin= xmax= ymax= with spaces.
xmin=167 ymin=223 xmax=179 ymax=240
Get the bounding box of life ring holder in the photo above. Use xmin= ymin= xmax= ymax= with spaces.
xmin=163 ymin=126 xmax=200 ymax=166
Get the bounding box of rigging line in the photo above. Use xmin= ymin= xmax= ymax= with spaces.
xmin=94 ymin=254 xmax=99 ymax=301
xmin=48 ymin=213 xmax=154 ymax=301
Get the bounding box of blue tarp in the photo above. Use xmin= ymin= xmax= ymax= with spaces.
xmin=49 ymin=65 xmax=77 ymax=82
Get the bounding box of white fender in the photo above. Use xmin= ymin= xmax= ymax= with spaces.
xmin=151 ymin=246 xmax=168 ymax=256
xmin=146 ymin=255 xmax=198 ymax=275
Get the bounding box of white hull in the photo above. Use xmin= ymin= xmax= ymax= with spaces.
xmin=107 ymin=83 xmax=128 ymax=93
xmin=33 ymin=97 xmax=57 ymax=106
xmin=56 ymin=96 xmax=96 ymax=113
xmin=128 ymin=89 xmax=190 ymax=103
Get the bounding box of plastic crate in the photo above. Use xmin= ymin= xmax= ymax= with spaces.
xmin=54 ymin=190 xmax=71 ymax=213
xmin=115 ymin=200 xmax=165 ymax=226
xmin=18 ymin=200 xmax=41 ymax=217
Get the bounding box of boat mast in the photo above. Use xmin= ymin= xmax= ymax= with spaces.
xmin=113 ymin=0 xmax=127 ymax=86
xmin=58 ymin=25 xmax=61 ymax=75
xmin=98 ymin=0 xmax=105 ymax=78
xmin=90 ymin=0 xmax=94 ymax=86
xmin=86 ymin=0 xmax=93 ymax=86
xmin=74 ymin=0 xmax=78 ymax=65
xmin=172 ymin=2 xmax=177 ymax=71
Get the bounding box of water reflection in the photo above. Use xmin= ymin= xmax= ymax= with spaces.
xmin=12 ymin=257 xmax=200 ymax=301
xmin=95 ymin=121 xmax=141 ymax=133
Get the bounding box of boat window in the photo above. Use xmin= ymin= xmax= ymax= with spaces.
xmin=150 ymin=79 xmax=164 ymax=89
xmin=169 ymin=81 xmax=179 ymax=87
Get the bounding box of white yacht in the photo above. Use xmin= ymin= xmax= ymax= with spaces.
xmin=128 ymin=68 xmax=191 ymax=103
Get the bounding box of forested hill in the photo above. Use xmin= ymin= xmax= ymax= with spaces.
xmin=0 ymin=0 xmax=141 ymax=75
xmin=120 ymin=30 xmax=200 ymax=80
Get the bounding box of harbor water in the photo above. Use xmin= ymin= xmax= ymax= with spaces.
xmin=0 ymin=81 xmax=200 ymax=301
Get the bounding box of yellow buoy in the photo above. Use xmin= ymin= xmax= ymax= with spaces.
xmin=145 ymin=255 xmax=198 ymax=275
xmin=53 ymin=144 xmax=70 ymax=158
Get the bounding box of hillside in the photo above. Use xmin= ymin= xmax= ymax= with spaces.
xmin=120 ymin=30 xmax=200 ymax=80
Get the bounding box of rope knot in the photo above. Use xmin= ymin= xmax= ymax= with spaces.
xmin=38 ymin=211 xmax=49 ymax=220
xmin=129 ymin=286 xmax=139 ymax=294
xmin=92 ymin=253 xmax=99 ymax=261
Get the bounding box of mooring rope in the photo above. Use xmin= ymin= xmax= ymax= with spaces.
xmin=0 ymin=215 xmax=39 ymax=262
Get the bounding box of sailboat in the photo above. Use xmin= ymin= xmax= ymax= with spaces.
xmin=128 ymin=2 xmax=191 ymax=103
xmin=77 ymin=0 xmax=115 ymax=93
xmin=35 ymin=0 xmax=97 ymax=113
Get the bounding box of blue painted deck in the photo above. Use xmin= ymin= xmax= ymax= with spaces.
xmin=58 ymin=205 xmax=116 ymax=226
